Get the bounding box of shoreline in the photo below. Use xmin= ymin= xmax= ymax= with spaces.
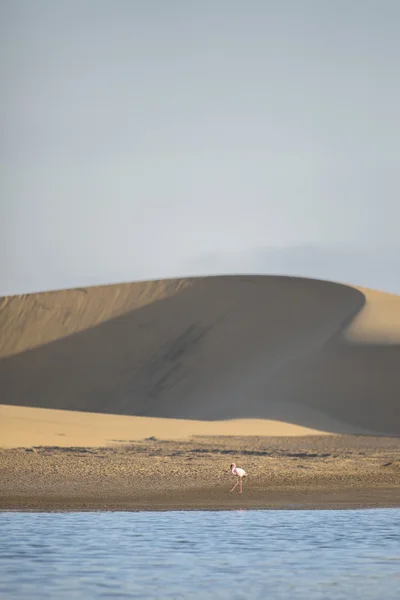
xmin=2 ymin=488 xmax=400 ymax=512
xmin=1 ymin=434 xmax=399 ymax=512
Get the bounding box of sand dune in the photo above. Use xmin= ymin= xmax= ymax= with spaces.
xmin=0 ymin=404 xmax=338 ymax=449
xmin=1 ymin=275 xmax=400 ymax=439
xmin=343 ymin=287 xmax=400 ymax=344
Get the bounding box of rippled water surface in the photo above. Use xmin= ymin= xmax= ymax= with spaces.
xmin=1 ymin=509 xmax=399 ymax=599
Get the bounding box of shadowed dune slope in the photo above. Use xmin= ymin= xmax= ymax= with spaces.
xmin=1 ymin=275 xmax=400 ymax=435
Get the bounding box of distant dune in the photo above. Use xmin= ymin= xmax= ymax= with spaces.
xmin=1 ymin=275 xmax=400 ymax=441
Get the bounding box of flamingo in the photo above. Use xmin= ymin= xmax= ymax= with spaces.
xmin=230 ymin=463 xmax=247 ymax=493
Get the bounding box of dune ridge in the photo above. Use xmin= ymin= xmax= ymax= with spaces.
xmin=1 ymin=275 xmax=400 ymax=439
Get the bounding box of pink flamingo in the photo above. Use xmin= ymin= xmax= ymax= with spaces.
xmin=230 ymin=463 xmax=247 ymax=493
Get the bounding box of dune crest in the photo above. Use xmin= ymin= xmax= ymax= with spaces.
xmin=343 ymin=287 xmax=400 ymax=344
xmin=1 ymin=275 xmax=400 ymax=438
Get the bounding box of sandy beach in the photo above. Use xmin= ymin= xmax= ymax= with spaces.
xmin=1 ymin=434 xmax=399 ymax=511
xmin=1 ymin=275 xmax=400 ymax=510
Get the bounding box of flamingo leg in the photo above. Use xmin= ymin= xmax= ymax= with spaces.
xmin=239 ymin=478 xmax=243 ymax=493
xmin=230 ymin=478 xmax=239 ymax=492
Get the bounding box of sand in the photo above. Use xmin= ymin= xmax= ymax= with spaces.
xmin=1 ymin=274 xmax=400 ymax=510
xmin=1 ymin=435 xmax=399 ymax=511
xmin=0 ymin=406 xmax=399 ymax=511
xmin=1 ymin=275 xmax=400 ymax=435
xmin=0 ymin=405 xmax=337 ymax=449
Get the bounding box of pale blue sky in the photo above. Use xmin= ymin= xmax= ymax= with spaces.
xmin=1 ymin=1 xmax=400 ymax=295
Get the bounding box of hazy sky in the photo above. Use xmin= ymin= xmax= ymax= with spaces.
xmin=2 ymin=1 xmax=400 ymax=295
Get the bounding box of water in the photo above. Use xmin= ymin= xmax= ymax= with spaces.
xmin=0 ymin=509 xmax=399 ymax=599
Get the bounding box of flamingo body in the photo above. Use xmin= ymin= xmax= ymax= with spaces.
xmin=230 ymin=462 xmax=247 ymax=493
